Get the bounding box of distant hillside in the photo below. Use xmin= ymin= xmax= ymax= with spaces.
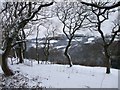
xmin=24 ymin=34 xmax=120 ymax=69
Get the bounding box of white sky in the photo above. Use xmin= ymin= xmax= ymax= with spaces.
xmin=26 ymin=9 xmax=118 ymax=39
xmin=0 ymin=1 xmax=119 ymax=39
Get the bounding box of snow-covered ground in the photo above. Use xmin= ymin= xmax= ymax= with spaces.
xmin=55 ymin=45 xmax=66 ymax=49
xmin=0 ymin=59 xmax=118 ymax=88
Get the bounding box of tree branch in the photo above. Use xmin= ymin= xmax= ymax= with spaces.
xmin=81 ymin=1 xmax=120 ymax=10
xmin=22 ymin=2 xmax=54 ymax=23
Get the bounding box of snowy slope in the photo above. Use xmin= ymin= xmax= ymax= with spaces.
xmin=0 ymin=59 xmax=118 ymax=88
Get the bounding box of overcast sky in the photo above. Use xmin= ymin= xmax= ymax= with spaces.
xmin=0 ymin=0 xmax=119 ymax=39
xmin=26 ymin=5 xmax=118 ymax=39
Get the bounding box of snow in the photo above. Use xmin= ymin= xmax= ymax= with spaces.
xmin=0 ymin=66 xmax=3 ymax=73
xmin=113 ymin=38 xmax=119 ymax=41
xmin=0 ymin=59 xmax=118 ymax=88
xmin=0 ymin=49 xmax=3 ymax=54
xmin=84 ymin=38 xmax=95 ymax=44
xmin=50 ymin=40 xmax=58 ymax=43
xmin=31 ymin=44 xmax=36 ymax=48
xmin=55 ymin=45 xmax=66 ymax=49
xmin=40 ymin=44 xmax=45 ymax=48
xmin=88 ymin=37 xmax=94 ymax=41
xmin=75 ymin=38 xmax=83 ymax=42
xmin=66 ymin=38 xmax=83 ymax=42
xmin=0 ymin=1 xmax=119 ymax=88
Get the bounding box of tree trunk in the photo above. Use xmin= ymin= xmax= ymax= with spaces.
xmin=106 ymin=59 xmax=111 ymax=74
xmin=45 ymin=40 xmax=50 ymax=64
xmin=64 ymin=51 xmax=73 ymax=67
xmin=36 ymin=37 xmax=39 ymax=64
xmin=64 ymin=40 xmax=73 ymax=67
xmin=2 ymin=38 xmax=14 ymax=76
xmin=104 ymin=46 xmax=111 ymax=74
xmin=43 ymin=39 xmax=50 ymax=64
xmin=2 ymin=54 xmax=14 ymax=76
xmin=18 ymin=47 xmax=24 ymax=63
xmin=15 ymin=36 xmax=24 ymax=64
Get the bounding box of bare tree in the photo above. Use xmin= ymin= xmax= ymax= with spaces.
xmin=14 ymin=29 xmax=26 ymax=64
xmin=43 ymin=34 xmax=50 ymax=64
xmin=34 ymin=11 xmax=54 ymax=64
xmin=36 ymin=25 xmax=40 ymax=64
xmin=81 ymin=1 xmax=120 ymax=74
xmin=0 ymin=2 xmax=53 ymax=76
xmin=29 ymin=6 xmax=54 ymax=64
xmin=42 ymin=22 xmax=57 ymax=64
xmin=55 ymin=2 xmax=88 ymax=67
